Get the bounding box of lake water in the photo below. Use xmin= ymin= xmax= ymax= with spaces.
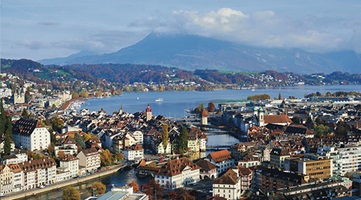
xmin=80 ymin=85 xmax=361 ymax=118
xmin=30 ymin=85 xmax=360 ymax=199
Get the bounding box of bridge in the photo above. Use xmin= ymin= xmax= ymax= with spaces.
xmin=206 ymin=145 xmax=232 ymax=151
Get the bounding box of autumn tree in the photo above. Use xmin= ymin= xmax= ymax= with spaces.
xmin=91 ymin=181 xmax=106 ymax=195
xmin=62 ymin=186 xmax=80 ymax=200
xmin=51 ymin=116 xmax=64 ymax=133
xmin=207 ymin=102 xmax=216 ymax=112
xmin=162 ymin=124 xmax=169 ymax=150
xmin=112 ymin=152 xmax=124 ymax=163
xmin=314 ymin=124 xmax=329 ymax=136
xmin=128 ymin=180 xmax=140 ymax=192
xmin=142 ymin=179 xmax=164 ymax=200
xmin=57 ymin=150 xmax=66 ymax=159
xmin=100 ymin=149 xmax=113 ymax=166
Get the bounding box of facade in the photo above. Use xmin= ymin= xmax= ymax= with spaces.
xmin=213 ymin=169 xmax=241 ymax=200
xmin=55 ymin=136 xmax=78 ymax=156
xmin=154 ymin=157 xmax=200 ymax=189
xmin=319 ymin=145 xmax=361 ymax=176
xmin=286 ymin=154 xmax=332 ymax=180
xmin=12 ymin=118 xmax=51 ymax=151
xmin=19 ymin=158 xmax=57 ymax=190
xmin=156 ymin=141 xmax=172 ymax=154
xmin=270 ymin=148 xmax=290 ymax=170
xmin=59 ymin=155 xmax=79 ymax=178
xmin=207 ymin=150 xmax=234 ymax=175
xmin=132 ymin=130 xmax=144 ymax=145
xmin=196 ymin=159 xmax=217 ymax=180
xmin=0 ymin=165 xmax=14 ymax=195
xmin=122 ymin=143 xmax=144 ymax=162
xmin=77 ymin=148 xmax=101 ymax=172
xmin=3 ymin=152 xmax=28 ymax=164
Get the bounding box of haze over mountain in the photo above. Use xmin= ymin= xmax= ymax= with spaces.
xmin=40 ymin=33 xmax=361 ymax=74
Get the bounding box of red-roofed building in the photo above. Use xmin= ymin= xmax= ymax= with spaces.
xmin=207 ymin=150 xmax=234 ymax=175
xmin=122 ymin=143 xmax=144 ymax=162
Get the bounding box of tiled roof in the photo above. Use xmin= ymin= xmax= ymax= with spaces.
xmin=155 ymin=157 xmax=199 ymax=176
xmin=8 ymin=164 xmax=22 ymax=173
xmin=264 ymin=115 xmax=292 ymax=124
xmin=19 ymin=158 xmax=56 ymax=172
xmin=207 ymin=149 xmax=232 ymax=163
xmin=196 ymin=159 xmax=217 ymax=171
xmin=81 ymin=147 xmax=99 ymax=156
xmin=13 ymin=118 xmax=44 ymax=136
xmin=213 ymin=169 xmax=238 ymax=185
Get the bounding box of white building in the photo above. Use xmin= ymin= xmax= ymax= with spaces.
xmin=154 ymin=157 xmax=200 ymax=189
xmin=206 ymin=149 xmax=234 ymax=175
xmin=212 ymin=169 xmax=241 ymax=200
xmin=77 ymin=148 xmax=101 ymax=173
xmin=132 ymin=130 xmax=144 ymax=145
xmin=12 ymin=118 xmax=51 ymax=151
xmin=318 ymin=145 xmax=361 ymax=176
xmin=0 ymin=88 xmax=12 ymax=98
xmin=55 ymin=136 xmax=78 ymax=156
xmin=19 ymin=158 xmax=57 ymax=190
xmin=59 ymin=155 xmax=79 ymax=178
xmin=3 ymin=152 xmax=28 ymax=164
xmin=122 ymin=143 xmax=144 ymax=162
xmin=96 ymin=185 xmax=149 ymax=200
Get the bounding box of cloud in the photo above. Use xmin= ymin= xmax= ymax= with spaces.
xmin=144 ymin=8 xmax=355 ymax=52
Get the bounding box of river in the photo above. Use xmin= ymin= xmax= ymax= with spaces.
xmin=29 ymin=85 xmax=360 ymax=199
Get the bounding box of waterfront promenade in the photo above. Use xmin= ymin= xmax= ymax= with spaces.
xmin=1 ymin=164 xmax=125 ymax=200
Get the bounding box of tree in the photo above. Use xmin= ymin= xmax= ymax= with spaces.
xmin=291 ymin=116 xmax=300 ymax=124
xmin=178 ymin=126 xmax=188 ymax=155
xmin=21 ymin=108 xmax=30 ymax=118
xmin=62 ymin=186 xmax=80 ymax=200
xmin=57 ymin=150 xmax=66 ymax=159
xmin=112 ymin=152 xmax=124 ymax=163
xmin=207 ymin=102 xmax=216 ymax=112
xmin=278 ymin=93 xmax=283 ymax=100
xmin=128 ymin=180 xmax=140 ymax=192
xmin=162 ymin=124 xmax=169 ymax=150
xmin=314 ymin=124 xmax=329 ymax=136
xmin=74 ymin=133 xmax=85 ymax=150
xmin=100 ymin=149 xmax=113 ymax=166
xmin=142 ymin=179 xmax=164 ymax=200
xmin=51 ymin=117 xmax=64 ymax=133
xmin=91 ymin=181 xmax=106 ymax=195
xmin=0 ymin=98 xmax=6 ymax=137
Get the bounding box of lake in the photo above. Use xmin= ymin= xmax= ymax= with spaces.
xmin=80 ymin=85 xmax=361 ymax=118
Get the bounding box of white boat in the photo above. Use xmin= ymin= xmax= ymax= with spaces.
xmin=155 ymin=98 xmax=163 ymax=102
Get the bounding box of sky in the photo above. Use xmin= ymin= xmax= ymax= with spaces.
xmin=1 ymin=0 xmax=361 ymax=60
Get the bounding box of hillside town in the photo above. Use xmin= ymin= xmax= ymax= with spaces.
xmin=0 ymin=71 xmax=361 ymax=200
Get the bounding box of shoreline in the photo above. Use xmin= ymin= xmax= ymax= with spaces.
xmin=2 ymin=165 xmax=124 ymax=200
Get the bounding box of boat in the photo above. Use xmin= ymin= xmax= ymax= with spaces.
xmin=155 ymin=98 xmax=163 ymax=102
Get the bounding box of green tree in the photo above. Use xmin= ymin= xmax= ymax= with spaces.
xmin=74 ymin=133 xmax=85 ymax=150
xmin=178 ymin=126 xmax=188 ymax=155
xmin=91 ymin=181 xmax=106 ymax=195
xmin=314 ymin=124 xmax=329 ymax=136
xmin=4 ymin=118 xmax=12 ymax=155
xmin=0 ymin=99 xmax=6 ymax=137
xmin=291 ymin=116 xmax=300 ymax=124
xmin=162 ymin=124 xmax=169 ymax=150
xmin=62 ymin=186 xmax=80 ymax=200
xmin=21 ymin=108 xmax=30 ymax=118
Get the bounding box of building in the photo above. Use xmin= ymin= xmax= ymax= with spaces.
xmin=2 ymin=152 xmax=27 ymax=165
xmin=207 ymin=150 xmax=234 ymax=175
xmin=132 ymin=130 xmax=144 ymax=145
xmin=12 ymin=118 xmax=51 ymax=151
xmin=154 ymin=157 xmax=200 ymax=189
xmin=212 ymin=169 xmax=241 ymax=200
xmin=201 ymin=109 xmax=209 ymax=125
xmin=254 ymin=166 xmax=309 ymax=191
xmin=122 ymin=143 xmax=144 ymax=162
xmin=59 ymin=155 xmax=79 ymax=178
xmin=270 ymin=148 xmax=290 ymax=170
xmin=319 ymin=145 xmax=361 ymax=176
xmin=19 ymin=158 xmax=57 ymax=190
xmin=0 ymin=165 xmax=14 ymax=195
xmin=196 ymin=159 xmax=217 ymax=180
xmin=55 ymin=136 xmax=78 ymax=156
xmin=77 ymin=148 xmax=101 ymax=173
xmin=146 ymin=104 xmax=152 ymax=121
xmin=286 ymin=154 xmax=332 ymax=180
xmin=96 ymin=185 xmax=149 ymax=200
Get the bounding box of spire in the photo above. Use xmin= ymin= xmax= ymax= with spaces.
xmin=146 ymin=104 xmax=152 ymax=112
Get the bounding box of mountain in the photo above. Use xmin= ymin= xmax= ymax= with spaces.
xmin=39 ymin=33 xmax=361 ymax=74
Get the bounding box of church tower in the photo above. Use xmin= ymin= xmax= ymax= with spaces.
xmin=119 ymin=105 xmax=123 ymax=115
xmin=258 ymin=107 xmax=265 ymax=127
xmin=146 ymin=104 xmax=152 ymax=121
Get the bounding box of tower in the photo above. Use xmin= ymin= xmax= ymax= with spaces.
xmin=258 ymin=107 xmax=265 ymax=127
xmin=146 ymin=104 xmax=152 ymax=121
xmin=119 ymin=105 xmax=123 ymax=115
xmin=201 ymin=109 xmax=209 ymax=125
